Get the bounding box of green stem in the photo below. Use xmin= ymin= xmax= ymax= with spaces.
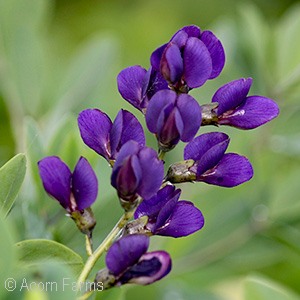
xmin=77 ymin=211 xmax=134 ymax=290
xmin=85 ymin=234 xmax=93 ymax=257
xmin=158 ymin=149 xmax=166 ymax=160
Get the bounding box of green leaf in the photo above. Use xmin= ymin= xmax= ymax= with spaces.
xmin=0 ymin=153 xmax=26 ymax=216
xmin=0 ymin=0 xmax=50 ymax=116
xmin=15 ymin=239 xmax=84 ymax=276
xmin=269 ymin=168 xmax=300 ymax=222
xmin=49 ymin=34 xmax=118 ymax=123
xmin=244 ymin=275 xmax=300 ymax=300
xmin=24 ymin=116 xmax=45 ymax=187
xmin=0 ymin=213 xmax=15 ymax=299
xmin=275 ymin=5 xmax=300 ymax=89
xmin=3 ymin=261 xmax=76 ymax=300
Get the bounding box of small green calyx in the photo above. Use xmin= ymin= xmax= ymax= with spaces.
xmin=165 ymin=159 xmax=197 ymax=183
xmin=201 ymin=103 xmax=219 ymax=126
xmin=122 ymin=216 xmax=150 ymax=236
xmin=93 ymin=268 xmax=116 ymax=290
xmin=70 ymin=207 xmax=96 ymax=235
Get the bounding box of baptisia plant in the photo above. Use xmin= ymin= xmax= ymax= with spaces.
xmin=37 ymin=24 xmax=279 ymax=299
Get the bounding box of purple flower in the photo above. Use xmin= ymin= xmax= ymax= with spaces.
xmin=211 ymin=78 xmax=280 ymax=129
xmin=166 ymin=132 xmax=253 ymax=187
xmin=111 ymin=141 xmax=164 ymax=210
xmin=134 ymin=185 xmax=204 ymax=238
xmin=151 ymin=25 xmax=225 ymax=91
xmin=38 ymin=156 xmax=98 ymax=233
xmin=145 ymin=89 xmax=201 ymax=151
xmin=78 ymin=109 xmax=145 ymax=163
xmin=117 ymin=65 xmax=168 ymax=113
xmin=105 ymin=234 xmax=171 ymax=286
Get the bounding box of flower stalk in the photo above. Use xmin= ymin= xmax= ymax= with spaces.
xmin=77 ymin=210 xmax=134 ymax=290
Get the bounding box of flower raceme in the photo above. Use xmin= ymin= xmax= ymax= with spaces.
xmin=94 ymin=235 xmax=171 ymax=289
xmin=78 ymin=108 xmax=145 ymax=164
xmin=36 ymin=24 xmax=280 ymax=293
xmin=166 ymin=132 xmax=253 ymax=187
xmin=111 ymin=140 xmax=164 ymax=211
xmin=38 ymin=156 xmax=98 ymax=234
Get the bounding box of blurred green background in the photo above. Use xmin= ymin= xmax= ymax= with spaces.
xmin=1 ymin=0 xmax=300 ymax=299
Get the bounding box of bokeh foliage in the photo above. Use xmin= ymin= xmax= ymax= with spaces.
xmin=0 ymin=0 xmax=300 ymax=299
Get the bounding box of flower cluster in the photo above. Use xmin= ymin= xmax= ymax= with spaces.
xmin=38 ymin=25 xmax=279 ymax=293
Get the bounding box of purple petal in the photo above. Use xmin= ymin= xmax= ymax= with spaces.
xmin=200 ymin=30 xmax=225 ymax=79
xmin=218 ymin=95 xmax=280 ymax=129
xmin=157 ymin=105 xmax=181 ymax=148
xmin=145 ymin=90 xmax=177 ymax=133
xmin=111 ymin=141 xmax=141 ymax=192
xmin=170 ymin=30 xmax=189 ymax=48
xmin=117 ymin=65 xmax=147 ymax=110
xmin=184 ymin=132 xmax=229 ymax=174
xmin=155 ymin=201 xmax=204 ymax=237
xmin=199 ymin=153 xmax=254 ymax=187
xmin=111 ymin=140 xmax=141 ymax=173
xmin=113 ymin=154 xmax=142 ymax=199
xmin=123 ymin=250 xmax=172 ymax=285
xmin=212 ymin=78 xmax=252 ymax=115
xmin=150 ymin=44 xmax=167 ymax=71
xmin=38 ymin=156 xmax=71 ymax=210
xmin=137 ymin=147 xmax=164 ymax=199
xmin=160 ymin=43 xmax=183 ymax=84
xmin=110 ymin=110 xmax=145 ymax=158
xmin=183 ymin=37 xmax=212 ymax=88
xmin=78 ymin=109 xmax=112 ymax=159
xmin=72 ymin=157 xmax=98 ymax=210
xmin=143 ymin=67 xmax=169 ymax=101
xmin=172 ymin=25 xmax=201 ymax=39
xmin=176 ymin=94 xmax=202 ymax=142
xmin=106 ymin=234 xmax=149 ymax=276
xmin=134 ymin=185 xmax=180 ymax=219
xmin=153 ymin=196 xmax=178 ymax=232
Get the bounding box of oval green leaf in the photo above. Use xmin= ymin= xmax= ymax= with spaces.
xmin=0 ymin=153 xmax=26 ymax=217
xmin=15 ymin=239 xmax=84 ymax=276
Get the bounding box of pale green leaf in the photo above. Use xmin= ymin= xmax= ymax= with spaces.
xmin=275 ymin=4 xmax=300 ymax=89
xmin=15 ymin=239 xmax=84 ymax=276
xmin=0 ymin=0 xmax=50 ymax=116
xmin=3 ymin=261 xmax=76 ymax=300
xmin=49 ymin=35 xmax=118 ymax=124
xmin=0 ymin=214 xmax=15 ymax=299
xmin=0 ymin=153 xmax=26 ymax=216
xmin=24 ymin=116 xmax=45 ymax=188
xmin=244 ymin=275 xmax=300 ymax=300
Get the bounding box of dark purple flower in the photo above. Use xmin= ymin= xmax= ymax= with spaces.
xmin=38 ymin=156 xmax=98 ymax=233
xmin=117 ymin=65 xmax=168 ymax=113
xmin=78 ymin=108 xmax=145 ymax=163
xmin=111 ymin=141 xmax=164 ymax=209
xmin=184 ymin=132 xmax=253 ymax=187
xmin=38 ymin=156 xmax=98 ymax=212
xmin=166 ymin=132 xmax=253 ymax=187
xmin=134 ymin=185 xmax=204 ymax=238
xmin=151 ymin=25 xmax=225 ymax=91
xmin=105 ymin=234 xmax=171 ymax=286
xmin=145 ymin=89 xmax=201 ymax=151
xmin=211 ymin=78 xmax=280 ymax=129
